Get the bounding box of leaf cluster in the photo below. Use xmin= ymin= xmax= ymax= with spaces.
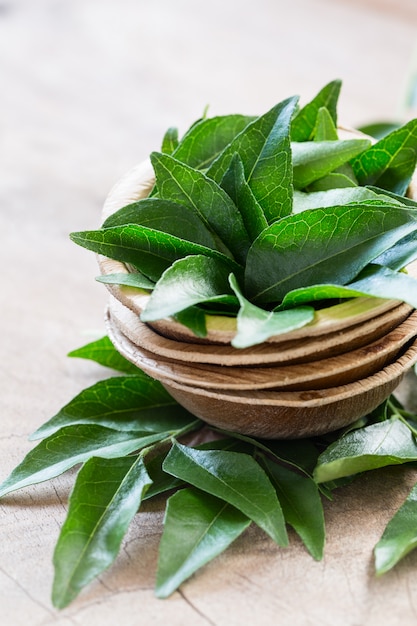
xmin=71 ymin=80 xmax=417 ymax=346
xmin=3 ymin=339 xmax=417 ymax=607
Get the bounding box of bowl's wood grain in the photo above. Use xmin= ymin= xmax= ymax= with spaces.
xmin=105 ymin=307 xmax=417 ymax=391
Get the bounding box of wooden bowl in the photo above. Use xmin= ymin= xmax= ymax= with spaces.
xmin=97 ymin=127 xmax=417 ymax=438
xmin=105 ymin=305 xmax=417 ymax=438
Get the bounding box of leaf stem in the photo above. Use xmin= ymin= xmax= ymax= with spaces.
xmin=388 ymin=399 xmax=417 ymax=438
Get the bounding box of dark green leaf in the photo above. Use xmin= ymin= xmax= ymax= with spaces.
xmin=70 ymin=224 xmax=240 ymax=283
xmin=144 ymin=452 xmax=184 ymax=500
xmin=155 ymin=488 xmax=250 ymax=598
xmin=374 ymin=481 xmax=417 ymax=575
xmin=292 ymin=187 xmax=387 ymax=213
xmin=261 ymin=456 xmax=325 ymax=560
xmin=173 ymin=306 xmax=208 ymax=338
xmin=161 ymin=127 xmax=179 ymax=154
xmin=229 ymin=274 xmax=314 ymax=348
xmin=0 ymin=425 xmax=171 ymax=497
xmin=30 ymin=376 xmax=196 ymax=440
xmin=307 ymin=171 xmax=358 ymax=191
xmin=163 ymin=442 xmax=288 ymax=545
xmin=292 ymin=139 xmax=371 ymax=189
xmin=207 ymin=97 xmax=298 ymax=221
xmin=68 ymin=336 xmax=140 ymax=374
xmin=52 ymin=455 xmax=152 ymax=608
xmin=351 ymin=119 xmax=417 ymax=194
xmin=172 ymin=114 xmax=255 ymax=169
xmin=141 ymin=255 xmax=237 ymax=322
xmin=245 ymin=204 xmax=417 ymax=304
xmin=373 ymin=231 xmax=417 ymax=270
xmin=150 ymin=152 xmax=250 ymax=263
xmin=314 ymin=418 xmax=417 ymax=483
xmin=220 ymin=153 xmax=268 ymax=240
xmin=280 ymin=263 xmax=417 ymax=309
xmin=358 ymin=122 xmax=401 ymax=140
xmin=291 ymin=79 xmax=342 ymax=141
xmin=102 ymin=198 xmax=219 ymax=251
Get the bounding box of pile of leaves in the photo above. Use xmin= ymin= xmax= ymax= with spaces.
xmin=3 ymin=337 xmax=417 ymax=608
xmin=69 ymin=79 xmax=417 ymax=347
xmin=5 ymin=80 xmax=417 ymax=609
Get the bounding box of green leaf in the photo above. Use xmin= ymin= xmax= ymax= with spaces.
xmin=173 ymin=306 xmax=208 ymax=338
xmin=144 ymin=452 xmax=184 ymax=501
xmin=261 ymin=456 xmax=325 ymax=560
xmin=374 ymin=481 xmax=417 ymax=575
xmin=351 ymin=119 xmax=417 ymax=194
xmin=314 ymin=418 xmax=417 ymax=483
xmin=207 ymin=96 xmax=298 ymax=221
xmin=150 ymin=152 xmax=250 ymax=263
xmin=155 ymin=488 xmax=250 ymax=598
xmin=102 ymin=198 xmax=219 ymax=251
xmin=358 ymin=122 xmax=401 ymax=140
xmin=307 ymin=171 xmax=358 ymax=191
xmin=0 ymin=425 xmax=171 ymax=498
xmin=229 ymin=274 xmax=314 ymax=348
xmin=220 ymin=153 xmax=268 ymax=240
xmin=366 ymin=185 xmax=417 ymax=208
xmin=141 ymin=255 xmax=238 ymax=322
xmin=292 ymin=186 xmax=387 ymax=213
xmin=291 ymin=79 xmax=342 ymax=141
xmin=280 ymin=263 xmax=417 ymax=309
xmin=30 ymin=376 xmax=195 ymax=440
xmin=96 ymin=271 xmax=154 ymax=290
xmin=373 ymin=231 xmax=417 ymax=270
xmin=70 ymin=224 xmax=240 ymax=283
xmin=163 ymin=442 xmax=288 ymax=546
xmin=68 ymin=336 xmax=140 ymax=374
xmin=161 ymin=127 xmax=179 ymax=154
xmin=245 ymin=204 xmax=417 ymax=304
xmin=52 ymin=455 xmax=152 ymax=608
xmin=172 ymin=114 xmax=255 ymax=169
xmin=292 ymin=139 xmax=372 ymax=189
xmin=313 ymin=106 xmax=338 ymax=141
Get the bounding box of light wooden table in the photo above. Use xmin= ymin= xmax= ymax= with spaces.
xmin=2 ymin=1 xmax=417 ymax=624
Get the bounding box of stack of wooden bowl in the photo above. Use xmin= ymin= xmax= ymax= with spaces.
xmin=99 ymin=159 xmax=417 ymax=439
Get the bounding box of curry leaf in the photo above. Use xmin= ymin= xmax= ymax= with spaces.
xmin=313 ymin=106 xmax=338 ymax=141
xmin=155 ymin=488 xmax=250 ymax=598
xmin=314 ymin=418 xmax=417 ymax=483
xmin=68 ymin=336 xmax=140 ymax=374
xmin=70 ymin=224 xmax=240 ymax=282
xmin=291 ymin=79 xmax=342 ymax=141
xmin=292 ymin=139 xmax=371 ymax=189
xmin=351 ymin=119 xmax=417 ymax=194
xmin=141 ymin=255 xmax=238 ymax=322
xmin=30 ymin=376 xmax=196 ymax=440
xmin=260 ymin=456 xmax=325 ymax=560
xmin=163 ymin=442 xmax=288 ymax=546
xmin=52 ymin=455 xmax=152 ymax=608
xmin=150 ymin=152 xmax=250 ymax=263
xmin=161 ymin=127 xmax=179 ymax=154
xmin=245 ymin=204 xmax=417 ymax=304
xmin=0 ymin=425 xmax=174 ymax=497
xmin=207 ymin=96 xmax=298 ymax=221
xmin=172 ymin=114 xmax=255 ymax=169
xmin=220 ymin=153 xmax=268 ymax=240
xmin=229 ymin=274 xmax=314 ymax=348
xmin=96 ymin=271 xmax=155 ymax=290
xmin=102 ymin=198 xmax=220 ymax=251
xmin=374 ymin=481 xmax=417 ymax=575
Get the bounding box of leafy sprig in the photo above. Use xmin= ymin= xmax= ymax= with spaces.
xmin=70 ymin=80 xmax=417 ymax=347
xmin=3 ymin=337 xmax=417 ymax=607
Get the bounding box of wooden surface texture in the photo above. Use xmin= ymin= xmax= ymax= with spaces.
xmin=3 ymin=0 xmax=417 ymax=624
